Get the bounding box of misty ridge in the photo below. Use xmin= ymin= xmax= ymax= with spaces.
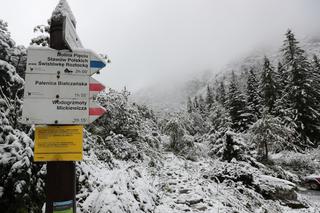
xmin=2 ymin=0 xmax=320 ymax=212
xmin=133 ymin=32 xmax=320 ymax=113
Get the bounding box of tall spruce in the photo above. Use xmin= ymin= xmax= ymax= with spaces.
xmin=276 ymin=62 xmax=287 ymax=97
xmin=216 ymin=81 xmax=227 ymax=106
xmin=227 ymin=71 xmax=249 ymax=131
xmin=193 ymin=96 xmax=199 ymax=109
xmin=198 ymin=95 xmax=206 ymax=114
xmin=281 ymin=30 xmax=320 ymax=144
xmin=187 ymin=96 xmax=194 ymax=113
xmin=206 ymin=85 xmax=214 ymax=109
xmin=246 ymin=67 xmax=261 ymax=121
xmin=260 ymin=56 xmax=277 ymax=114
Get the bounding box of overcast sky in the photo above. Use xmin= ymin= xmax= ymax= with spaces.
xmin=2 ymin=0 xmax=320 ymax=91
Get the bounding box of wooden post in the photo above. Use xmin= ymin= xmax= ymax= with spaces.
xmin=45 ymin=18 xmax=77 ymax=213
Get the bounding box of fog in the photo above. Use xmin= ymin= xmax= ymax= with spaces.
xmin=2 ymin=0 xmax=320 ymax=91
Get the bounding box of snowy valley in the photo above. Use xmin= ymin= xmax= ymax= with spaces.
xmin=1 ymin=1 xmax=320 ymax=212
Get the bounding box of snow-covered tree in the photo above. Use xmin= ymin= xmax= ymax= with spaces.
xmin=0 ymin=20 xmax=15 ymax=62
xmin=246 ymin=67 xmax=261 ymax=122
xmin=206 ymin=85 xmax=214 ymax=109
xmin=187 ymin=96 xmax=194 ymax=113
xmin=193 ymin=96 xmax=199 ymax=109
xmin=164 ymin=117 xmax=186 ymax=151
xmin=198 ymin=95 xmax=206 ymax=114
xmin=249 ymin=115 xmax=299 ymax=161
xmin=281 ymin=30 xmax=320 ymax=144
xmin=30 ymin=24 xmax=50 ymax=47
xmin=216 ymin=80 xmax=227 ymax=106
xmin=208 ymin=102 xmax=231 ymax=133
xmin=276 ymin=62 xmax=287 ymax=98
xmin=260 ymin=56 xmax=277 ymax=114
xmin=227 ymin=71 xmax=250 ymax=132
xmin=0 ymin=19 xmax=45 ymax=212
xmin=91 ymin=89 xmax=154 ymax=140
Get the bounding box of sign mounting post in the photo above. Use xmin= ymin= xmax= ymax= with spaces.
xmin=20 ymin=0 xmax=108 ymax=212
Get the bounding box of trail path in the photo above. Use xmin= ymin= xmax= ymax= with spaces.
xmin=154 ymin=152 xmax=228 ymax=213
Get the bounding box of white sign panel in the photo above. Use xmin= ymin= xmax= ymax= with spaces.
xmin=21 ymin=99 xmax=105 ymax=124
xmin=24 ymin=74 xmax=89 ymax=99
xmin=63 ymin=15 xmax=83 ymax=50
xmin=26 ymin=46 xmax=106 ymax=76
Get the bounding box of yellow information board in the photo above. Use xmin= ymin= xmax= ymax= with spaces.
xmin=34 ymin=125 xmax=83 ymax=162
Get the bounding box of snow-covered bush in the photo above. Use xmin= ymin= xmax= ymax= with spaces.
xmin=164 ymin=117 xmax=186 ymax=151
xmin=0 ymin=112 xmax=45 ymax=213
xmin=271 ymin=150 xmax=320 ymax=176
xmin=209 ymin=131 xmax=249 ymax=162
xmin=0 ymin=20 xmax=44 ymax=212
xmin=90 ymin=89 xmax=158 ymax=142
xmin=207 ymin=160 xmax=256 ymax=186
xmin=0 ymin=60 xmax=24 ymax=129
xmin=89 ymin=89 xmax=140 ymax=140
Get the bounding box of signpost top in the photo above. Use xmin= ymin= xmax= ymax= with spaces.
xmin=51 ymin=0 xmax=76 ymax=26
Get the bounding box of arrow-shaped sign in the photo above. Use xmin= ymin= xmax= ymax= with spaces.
xmin=23 ymin=73 xmax=105 ymax=100
xmin=89 ymin=102 xmax=106 ymax=123
xmin=89 ymin=78 xmax=105 ymax=98
xmin=21 ymin=98 xmax=106 ymax=125
xmin=26 ymin=46 xmax=106 ymax=76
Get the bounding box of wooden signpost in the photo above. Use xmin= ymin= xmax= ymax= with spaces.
xmin=20 ymin=0 xmax=109 ymax=212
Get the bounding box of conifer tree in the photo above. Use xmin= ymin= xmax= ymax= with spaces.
xmin=206 ymin=85 xmax=214 ymax=109
xmin=216 ymin=81 xmax=227 ymax=106
xmin=281 ymin=30 xmax=320 ymax=144
xmin=260 ymin=56 xmax=277 ymax=114
xmin=276 ymin=62 xmax=287 ymax=95
xmin=312 ymin=55 xmax=320 ymax=85
xmin=187 ymin=97 xmax=194 ymax=113
xmin=227 ymin=71 xmax=249 ymax=131
xmin=198 ymin=95 xmax=206 ymax=114
xmin=193 ymin=96 xmax=199 ymax=109
xmin=246 ymin=67 xmax=261 ymax=121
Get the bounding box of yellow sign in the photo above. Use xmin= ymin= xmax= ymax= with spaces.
xmin=34 ymin=125 xmax=83 ymax=162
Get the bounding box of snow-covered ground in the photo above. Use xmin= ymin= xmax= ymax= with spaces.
xmin=76 ymin=148 xmax=320 ymax=213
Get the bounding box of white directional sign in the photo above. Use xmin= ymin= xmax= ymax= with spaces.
xmin=26 ymin=46 xmax=106 ymax=76
xmin=24 ymin=74 xmax=105 ymax=99
xmin=21 ymin=46 xmax=107 ymax=125
xmin=63 ymin=15 xmax=83 ymax=50
xmin=22 ymin=98 xmax=105 ymax=124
